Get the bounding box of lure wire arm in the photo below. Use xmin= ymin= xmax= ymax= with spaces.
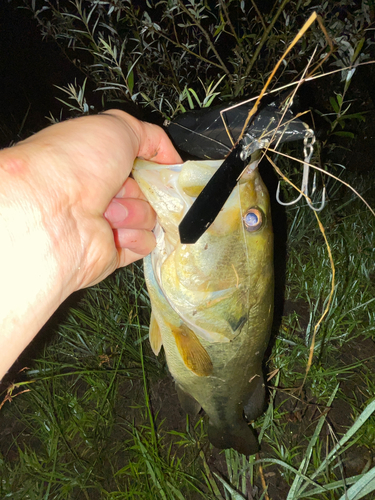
xmin=276 ymin=129 xmax=326 ymax=211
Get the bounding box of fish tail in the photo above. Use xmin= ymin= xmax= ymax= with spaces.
xmin=208 ymin=418 xmax=259 ymax=456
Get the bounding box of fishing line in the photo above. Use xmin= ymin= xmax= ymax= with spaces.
xmin=266 ymin=153 xmax=336 ymax=392
xmin=165 ymin=120 xmax=232 ymax=154
xmin=301 ymin=210 xmax=336 ymax=392
xmin=266 ymin=148 xmax=375 ymax=217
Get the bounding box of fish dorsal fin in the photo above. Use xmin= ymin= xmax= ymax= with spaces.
xmin=149 ymin=313 xmax=163 ymax=355
xmin=171 ymin=323 xmax=213 ymax=377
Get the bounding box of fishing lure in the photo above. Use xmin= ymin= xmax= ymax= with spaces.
xmin=164 ymin=11 xmax=331 ymax=244
xmin=166 ymin=100 xmax=319 ymax=244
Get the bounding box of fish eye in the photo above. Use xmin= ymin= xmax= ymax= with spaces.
xmin=243 ymin=208 xmax=263 ymax=232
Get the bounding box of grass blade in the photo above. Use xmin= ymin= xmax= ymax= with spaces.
xmin=213 ymin=473 xmax=246 ymax=499
xmin=287 ymin=383 xmax=339 ymax=498
xmin=338 ymin=467 xmax=375 ymax=500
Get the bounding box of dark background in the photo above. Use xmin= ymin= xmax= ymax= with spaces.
xmin=1 ymin=1 xmax=375 ymax=176
xmin=0 ymin=1 xmax=82 ymax=147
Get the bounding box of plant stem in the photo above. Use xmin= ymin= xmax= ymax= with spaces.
xmin=239 ymin=0 xmax=291 ymax=95
xmin=162 ymin=40 xmax=182 ymax=94
xmin=177 ymin=0 xmax=233 ymax=83
xmin=250 ymin=0 xmax=267 ymax=31
xmin=219 ymin=0 xmax=251 ymax=65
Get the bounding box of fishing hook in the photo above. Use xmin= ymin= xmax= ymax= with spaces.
xmin=276 ymin=129 xmax=326 ymax=212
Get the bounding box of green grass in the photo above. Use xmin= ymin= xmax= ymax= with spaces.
xmin=252 ymin=172 xmax=375 ymax=498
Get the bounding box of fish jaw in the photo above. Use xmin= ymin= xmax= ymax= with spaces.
xmin=133 ymin=157 xmax=273 ymax=455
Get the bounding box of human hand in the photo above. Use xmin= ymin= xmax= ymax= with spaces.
xmin=0 ymin=110 xmax=181 ymax=376
xmin=2 ymin=110 xmax=181 ymax=291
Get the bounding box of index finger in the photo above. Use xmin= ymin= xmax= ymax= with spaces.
xmin=103 ymin=110 xmax=182 ymax=165
xmin=114 ymin=177 xmax=147 ymax=200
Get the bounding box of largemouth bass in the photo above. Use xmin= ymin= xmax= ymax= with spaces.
xmin=133 ymin=157 xmax=273 ymax=455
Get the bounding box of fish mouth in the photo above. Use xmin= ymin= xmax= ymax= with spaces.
xmin=133 ymin=158 xmax=224 ymax=247
xmin=133 ymin=156 xmax=263 ymax=268
xmin=133 ymin=157 xmax=261 ymax=230
xmin=133 ymin=159 xmax=225 ymax=289
xmin=133 ymin=158 xmax=222 ymax=207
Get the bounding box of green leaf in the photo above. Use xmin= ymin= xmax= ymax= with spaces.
xmin=330 ymin=96 xmax=339 ymax=114
xmin=332 ymin=131 xmax=355 ymax=138
xmin=311 ymin=399 xmax=375 ymax=482
xmin=338 ymin=113 xmax=366 ymax=122
xmin=287 ymin=384 xmax=339 ymax=499
xmin=202 ymin=93 xmax=219 ymax=107
xmin=352 ymin=37 xmax=365 ymax=64
xmin=186 ymin=91 xmax=195 ymax=110
xmin=188 ymin=88 xmax=202 ymax=107
xmin=127 ymin=68 xmax=134 ymax=94
xmin=299 ymin=475 xmax=364 ymax=498
xmin=214 ymin=24 xmax=223 ymax=37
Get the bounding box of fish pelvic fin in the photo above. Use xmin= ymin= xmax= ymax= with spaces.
xmin=208 ymin=418 xmax=259 ymax=456
xmin=175 ymin=384 xmax=201 ymax=416
xmin=149 ymin=313 xmax=163 ymax=355
xmin=171 ymin=323 xmax=213 ymax=377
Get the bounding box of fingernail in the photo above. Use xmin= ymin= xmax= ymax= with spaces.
xmin=115 ymin=185 xmax=126 ymax=198
xmin=105 ymin=201 xmax=128 ymax=223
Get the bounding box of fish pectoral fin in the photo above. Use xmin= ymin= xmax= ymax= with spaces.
xmin=244 ymin=373 xmax=266 ymax=421
xmin=171 ymin=323 xmax=213 ymax=377
xmin=149 ymin=313 xmax=163 ymax=355
xmin=175 ymin=384 xmax=201 ymax=416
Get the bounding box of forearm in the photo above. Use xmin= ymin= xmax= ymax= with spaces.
xmin=0 ymin=149 xmax=73 ymax=379
xmin=0 ymin=225 xmax=66 ymax=379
